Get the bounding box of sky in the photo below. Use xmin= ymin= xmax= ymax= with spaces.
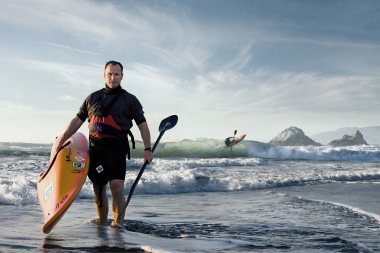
xmin=0 ymin=0 xmax=379 ymax=143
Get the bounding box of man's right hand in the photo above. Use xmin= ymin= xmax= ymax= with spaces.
xmin=54 ymin=134 xmax=65 ymax=154
xmin=53 ymin=116 xmax=84 ymax=154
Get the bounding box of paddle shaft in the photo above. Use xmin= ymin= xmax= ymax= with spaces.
xmin=118 ymin=130 xmax=165 ymax=220
xmin=231 ymin=130 xmax=237 ymax=151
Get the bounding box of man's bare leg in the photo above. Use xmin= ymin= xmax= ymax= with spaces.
xmin=110 ymin=179 xmax=126 ymax=227
xmin=93 ymin=184 xmax=108 ymax=225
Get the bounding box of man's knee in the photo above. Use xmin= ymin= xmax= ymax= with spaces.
xmin=110 ymin=179 xmax=124 ymax=195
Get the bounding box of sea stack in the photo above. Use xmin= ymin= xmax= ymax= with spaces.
xmin=328 ymin=130 xmax=368 ymax=146
xmin=269 ymin=126 xmax=322 ymax=146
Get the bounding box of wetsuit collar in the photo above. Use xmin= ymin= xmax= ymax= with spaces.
xmin=104 ymin=84 xmax=123 ymax=94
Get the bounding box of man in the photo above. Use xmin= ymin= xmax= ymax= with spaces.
xmin=55 ymin=60 xmax=153 ymax=228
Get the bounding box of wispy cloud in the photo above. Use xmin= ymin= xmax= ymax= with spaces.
xmin=45 ymin=43 xmax=100 ymax=56
xmin=58 ymin=95 xmax=77 ymax=101
xmin=16 ymin=58 xmax=102 ymax=89
xmin=0 ymin=1 xmax=149 ymax=44
xmin=0 ymin=0 xmax=379 ymax=142
xmin=0 ymin=100 xmax=76 ymax=143
xmin=175 ymin=68 xmax=380 ymax=115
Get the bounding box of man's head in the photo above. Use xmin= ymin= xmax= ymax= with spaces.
xmin=104 ymin=60 xmax=124 ymax=89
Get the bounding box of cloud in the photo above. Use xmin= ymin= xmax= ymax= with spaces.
xmin=175 ymin=68 xmax=380 ymax=116
xmin=0 ymin=100 xmax=77 ymax=143
xmin=16 ymin=58 xmax=102 ymax=89
xmin=0 ymin=1 xmax=148 ymax=44
xmin=45 ymin=43 xmax=100 ymax=56
xmin=58 ymin=95 xmax=77 ymax=101
xmin=0 ymin=0 xmax=379 ymax=143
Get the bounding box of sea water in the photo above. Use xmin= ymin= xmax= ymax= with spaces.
xmin=0 ymin=140 xmax=379 ymax=252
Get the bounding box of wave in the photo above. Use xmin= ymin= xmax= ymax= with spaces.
xmin=120 ymin=165 xmax=380 ymax=195
xmin=0 ymin=176 xmax=37 ymax=206
xmin=0 ymin=158 xmax=380 ymax=205
xmin=291 ymin=196 xmax=380 ymax=224
xmin=140 ymin=139 xmax=380 ymax=162
xmin=0 ymin=143 xmax=51 ymax=157
xmin=1 ymin=139 xmax=380 ymax=161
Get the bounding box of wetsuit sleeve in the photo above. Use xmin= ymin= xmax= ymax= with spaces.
xmin=76 ymin=95 xmax=90 ymax=122
xmin=132 ymin=96 xmax=146 ymax=125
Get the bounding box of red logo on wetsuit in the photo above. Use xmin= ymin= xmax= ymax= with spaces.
xmin=89 ymin=114 xmax=123 ymax=139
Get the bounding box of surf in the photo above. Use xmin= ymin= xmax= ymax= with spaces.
xmin=130 ymin=139 xmax=380 ymax=162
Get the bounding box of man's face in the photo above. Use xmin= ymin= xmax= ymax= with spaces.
xmin=104 ymin=64 xmax=123 ymax=88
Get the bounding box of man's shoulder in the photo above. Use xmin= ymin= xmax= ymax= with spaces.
xmin=87 ymin=88 xmax=103 ymax=99
xmin=121 ymin=89 xmax=138 ymax=99
xmin=92 ymin=88 xmax=104 ymax=96
xmin=80 ymin=89 xmax=102 ymax=106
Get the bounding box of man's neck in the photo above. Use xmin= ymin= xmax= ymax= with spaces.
xmin=104 ymin=84 xmax=122 ymax=94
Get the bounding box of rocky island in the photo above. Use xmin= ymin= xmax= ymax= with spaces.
xmin=269 ymin=126 xmax=322 ymax=146
xmin=328 ymin=130 xmax=368 ymax=146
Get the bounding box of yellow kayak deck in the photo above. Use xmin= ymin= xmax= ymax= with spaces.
xmin=37 ymin=132 xmax=89 ymax=234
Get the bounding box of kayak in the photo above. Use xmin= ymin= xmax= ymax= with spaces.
xmin=37 ymin=132 xmax=89 ymax=233
xmin=225 ymin=134 xmax=246 ymax=147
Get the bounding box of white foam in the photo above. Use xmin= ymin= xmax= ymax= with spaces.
xmin=323 ymin=200 xmax=380 ymax=224
xmin=1 ymin=155 xmax=379 ymax=206
xmin=0 ymin=176 xmax=37 ymax=205
xmin=120 ymin=158 xmax=380 ymax=195
xmin=247 ymin=144 xmax=380 ymax=162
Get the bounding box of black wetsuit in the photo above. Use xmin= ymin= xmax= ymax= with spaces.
xmin=76 ymin=85 xmax=146 ymax=186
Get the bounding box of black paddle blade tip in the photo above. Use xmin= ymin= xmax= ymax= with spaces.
xmin=159 ymin=115 xmax=178 ymax=132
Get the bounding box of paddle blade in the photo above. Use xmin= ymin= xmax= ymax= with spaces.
xmin=158 ymin=115 xmax=178 ymax=133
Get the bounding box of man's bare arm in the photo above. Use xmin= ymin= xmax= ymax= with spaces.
xmin=55 ymin=116 xmax=84 ymax=153
xmin=138 ymin=121 xmax=153 ymax=163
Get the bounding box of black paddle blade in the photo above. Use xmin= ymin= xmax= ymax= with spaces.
xmin=117 ymin=114 xmax=178 ymax=220
xmin=159 ymin=115 xmax=178 ymax=133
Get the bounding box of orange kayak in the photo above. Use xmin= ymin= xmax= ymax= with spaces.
xmin=37 ymin=132 xmax=89 ymax=234
xmin=225 ymin=134 xmax=247 ymax=147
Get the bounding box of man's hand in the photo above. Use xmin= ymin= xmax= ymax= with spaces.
xmin=144 ymin=148 xmax=153 ymax=164
xmin=54 ymin=116 xmax=84 ymax=154
xmin=54 ymin=134 xmax=65 ymax=154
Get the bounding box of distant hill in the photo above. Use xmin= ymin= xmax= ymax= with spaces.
xmin=312 ymin=126 xmax=380 ymax=145
xmin=328 ymin=130 xmax=368 ymax=146
xmin=269 ymin=126 xmax=322 ymax=146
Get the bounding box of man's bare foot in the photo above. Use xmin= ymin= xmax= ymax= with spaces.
xmin=111 ymin=220 xmax=124 ymax=229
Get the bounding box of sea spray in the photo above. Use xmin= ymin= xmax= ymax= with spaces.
xmin=1 ymin=141 xmax=380 ymax=206
xmin=131 ymin=139 xmax=380 ymax=162
xmin=1 ymin=139 xmax=380 ymax=161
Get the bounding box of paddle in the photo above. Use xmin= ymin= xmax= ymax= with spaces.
xmin=230 ymin=130 xmax=237 ymax=150
xmin=118 ymin=115 xmax=178 ymax=220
